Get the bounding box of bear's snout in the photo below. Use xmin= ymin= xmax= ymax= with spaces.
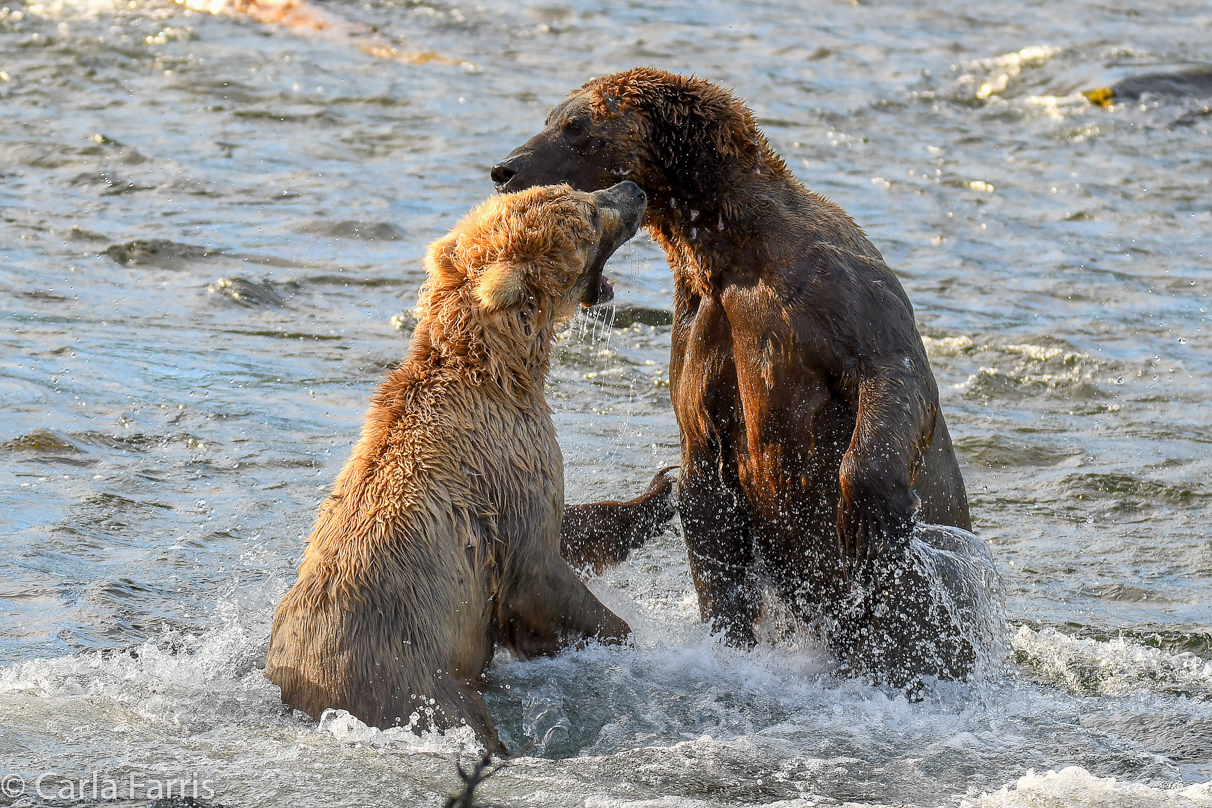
xmin=608 ymin=180 xmax=646 ymax=208
xmin=490 ymin=159 xmax=519 ymax=190
xmin=592 ymin=181 xmax=646 ymax=242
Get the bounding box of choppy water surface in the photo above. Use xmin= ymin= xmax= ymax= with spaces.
xmin=2 ymin=0 xmax=1211 ymax=805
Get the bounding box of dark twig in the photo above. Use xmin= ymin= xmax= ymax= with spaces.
xmin=444 ymin=741 xmax=539 ymax=808
xmin=443 ymin=752 xmax=505 ymax=808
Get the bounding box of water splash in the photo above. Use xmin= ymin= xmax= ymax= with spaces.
xmin=569 ymin=300 xmax=618 ymax=367
xmin=910 ymin=524 xmax=1008 ymax=681
xmin=317 ymin=708 xmax=482 ymax=755
xmin=834 ymin=524 xmax=1006 ymax=689
xmin=521 ymin=682 xmax=572 ymax=756
xmin=963 ymin=766 xmax=1212 ymax=808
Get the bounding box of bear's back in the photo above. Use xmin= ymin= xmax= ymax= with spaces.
xmin=266 ymin=360 xmax=564 ymax=727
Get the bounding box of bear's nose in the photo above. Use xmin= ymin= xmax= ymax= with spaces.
xmin=490 ymin=161 xmax=518 ymax=189
xmin=605 ymin=180 xmax=646 ymax=206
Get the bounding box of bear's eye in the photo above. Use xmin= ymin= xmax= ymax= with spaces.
xmin=563 ymin=118 xmax=587 ymax=142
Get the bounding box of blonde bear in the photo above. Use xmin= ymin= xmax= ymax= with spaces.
xmin=266 ymin=182 xmax=648 ymax=751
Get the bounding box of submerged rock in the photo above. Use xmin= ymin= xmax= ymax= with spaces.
xmin=1083 ymin=67 xmax=1212 ymax=107
xmin=103 ymin=239 xmax=219 ymax=268
xmin=1 ymin=427 xmax=83 ymax=454
xmin=611 ymin=305 xmax=674 ymax=328
xmin=208 ymin=276 xmax=289 ymax=308
xmin=294 ymin=219 xmax=405 ymax=241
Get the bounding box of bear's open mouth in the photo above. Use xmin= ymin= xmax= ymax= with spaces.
xmin=577 ymin=181 xmax=645 ymax=307
xmin=582 ymin=273 xmax=615 ymax=307
xmin=578 ymin=232 xmax=625 ymax=307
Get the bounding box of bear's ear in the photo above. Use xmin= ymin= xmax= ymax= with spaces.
xmin=423 ymin=233 xmax=464 ymax=291
xmin=475 ymin=261 xmax=527 ymax=310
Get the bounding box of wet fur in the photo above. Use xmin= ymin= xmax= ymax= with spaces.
xmin=265 ymin=187 xmax=638 ymax=749
xmin=494 ymin=69 xmax=976 ymax=686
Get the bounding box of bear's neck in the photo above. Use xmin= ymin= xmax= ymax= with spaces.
xmin=642 ymin=159 xmax=796 ymax=295
xmin=407 ymin=310 xmax=554 ymax=404
xmin=640 ymin=147 xmax=879 ymax=297
xmin=620 ymin=96 xmax=800 ymax=294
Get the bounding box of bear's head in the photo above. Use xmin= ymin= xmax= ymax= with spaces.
xmin=489 ymin=68 xmax=776 ymax=215
xmin=413 ymin=183 xmax=645 ymax=389
xmin=423 ymin=181 xmax=644 ymax=316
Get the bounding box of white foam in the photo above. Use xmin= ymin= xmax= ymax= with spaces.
xmin=0 ymin=593 xmax=283 ymax=736
xmin=921 ymin=334 xmax=977 ymax=357
xmin=585 ymin=798 xmax=714 ymax=808
xmin=24 ymin=0 xmax=125 ymax=20
xmin=316 ymin=707 xmax=482 ymax=755
xmin=1012 ymin=625 xmax=1212 ymax=698
xmin=2 ymin=593 xmax=1205 ymax=808
xmin=964 ymin=766 xmax=1212 ymax=808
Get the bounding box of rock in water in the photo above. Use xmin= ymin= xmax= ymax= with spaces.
xmin=1084 ymin=67 xmax=1212 ymax=107
xmin=207 ymin=277 xmax=288 ymax=308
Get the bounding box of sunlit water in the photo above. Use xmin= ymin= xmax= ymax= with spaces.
xmin=2 ymin=0 xmax=1211 ymax=806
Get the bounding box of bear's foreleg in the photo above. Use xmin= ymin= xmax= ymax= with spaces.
xmin=560 ymin=466 xmax=678 ymax=574
xmin=836 ymin=369 xmax=934 ymax=570
xmin=678 ymin=455 xmax=760 ymax=648
xmin=497 ymin=557 xmax=630 ymax=658
xmin=911 ymin=410 xmax=972 ymax=532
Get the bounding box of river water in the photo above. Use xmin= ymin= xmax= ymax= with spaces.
xmin=2 ymin=0 xmax=1211 ymax=805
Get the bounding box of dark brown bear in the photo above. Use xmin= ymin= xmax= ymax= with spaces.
xmin=491 ymin=68 xmax=979 ymax=686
